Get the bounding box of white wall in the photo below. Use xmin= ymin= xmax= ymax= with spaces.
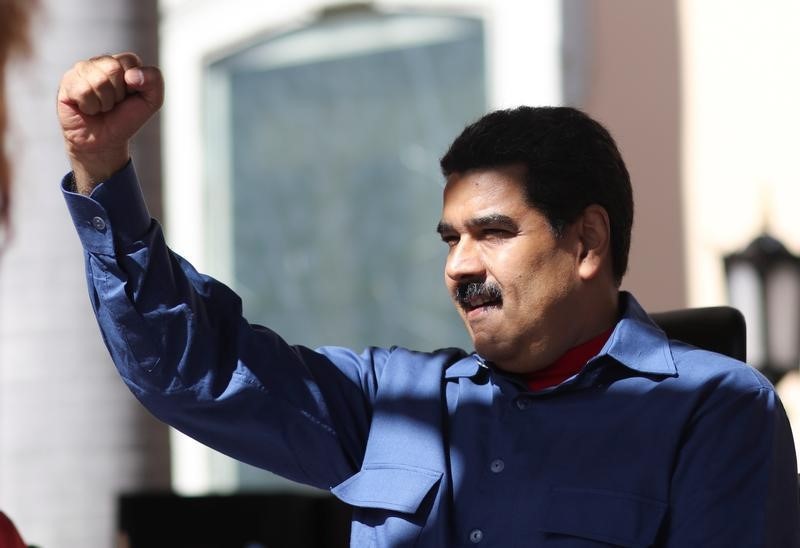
xmin=680 ymin=0 xmax=800 ymax=306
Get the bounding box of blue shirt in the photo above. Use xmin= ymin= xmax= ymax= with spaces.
xmin=63 ymin=163 xmax=800 ymax=547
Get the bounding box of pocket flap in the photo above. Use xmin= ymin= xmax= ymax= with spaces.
xmin=541 ymin=487 xmax=666 ymax=547
xmin=332 ymin=464 xmax=442 ymax=514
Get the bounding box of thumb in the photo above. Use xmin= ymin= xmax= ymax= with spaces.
xmin=123 ymin=65 xmax=164 ymax=113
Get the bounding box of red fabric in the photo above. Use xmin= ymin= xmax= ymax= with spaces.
xmin=0 ymin=512 xmax=26 ymax=548
xmin=525 ymin=329 xmax=613 ymax=391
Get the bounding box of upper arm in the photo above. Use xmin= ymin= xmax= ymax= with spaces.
xmin=64 ymin=163 xmax=392 ymax=488
xmin=71 ymin=193 xmax=385 ymax=489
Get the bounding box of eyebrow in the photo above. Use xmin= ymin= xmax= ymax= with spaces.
xmin=436 ymin=221 xmax=455 ymax=236
xmin=436 ymin=214 xmax=518 ymax=235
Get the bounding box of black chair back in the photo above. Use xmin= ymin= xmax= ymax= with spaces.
xmin=650 ymin=306 xmax=747 ymax=362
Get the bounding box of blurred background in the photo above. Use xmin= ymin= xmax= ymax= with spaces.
xmin=2 ymin=0 xmax=800 ymax=545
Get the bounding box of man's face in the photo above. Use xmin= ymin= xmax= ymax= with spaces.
xmin=438 ymin=166 xmax=584 ymax=373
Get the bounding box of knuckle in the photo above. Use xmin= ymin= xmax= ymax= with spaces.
xmin=116 ymin=51 xmax=142 ymax=64
xmin=88 ymin=54 xmax=113 ymax=63
xmin=72 ymin=60 xmax=90 ymax=74
xmin=71 ymin=80 xmax=95 ymax=100
xmin=104 ymin=63 xmax=125 ymax=82
xmin=86 ymin=70 xmax=112 ymax=91
xmin=74 ymin=78 xmax=92 ymax=93
xmin=90 ymin=55 xmax=123 ymax=74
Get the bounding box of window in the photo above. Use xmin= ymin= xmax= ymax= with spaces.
xmin=203 ymin=8 xmax=485 ymax=490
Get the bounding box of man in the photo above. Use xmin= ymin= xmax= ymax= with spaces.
xmin=59 ymin=53 xmax=799 ymax=547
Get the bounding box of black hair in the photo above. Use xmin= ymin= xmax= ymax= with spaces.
xmin=440 ymin=106 xmax=633 ymax=284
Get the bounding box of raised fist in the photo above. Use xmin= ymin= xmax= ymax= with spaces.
xmin=57 ymin=52 xmax=163 ymax=193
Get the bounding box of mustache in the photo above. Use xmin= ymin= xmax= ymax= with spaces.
xmin=454 ymin=281 xmax=502 ymax=307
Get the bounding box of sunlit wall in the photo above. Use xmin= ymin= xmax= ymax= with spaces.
xmin=679 ymin=0 xmax=800 ymax=462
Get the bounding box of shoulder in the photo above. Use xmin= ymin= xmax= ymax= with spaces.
xmin=668 ymin=340 xmax=773 ymax=394
xmin=616 ymin=292 xmax=772 ymax=395
xmin=660 ymin=341 xmax=787 ymax=436
xmin=378 ymin=346 xmax=471 ymax=383
xmin=313 ymin=345 xmax=469 ymax=397
xmin=386 ymin=346 xmax=470 ymax=364
xmin=315 ymin=345 xmax=468 ymax=372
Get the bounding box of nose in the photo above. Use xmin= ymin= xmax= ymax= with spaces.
xmin=445 ymin=237 xmax=485 ymax=282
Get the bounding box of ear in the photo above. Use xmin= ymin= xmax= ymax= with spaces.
xmin=575 ymin=205 xmax=611 ymax=281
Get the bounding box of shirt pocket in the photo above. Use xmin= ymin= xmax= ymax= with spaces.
xmin=540 ymin=487 xmax=667 ymax=547
xmin=332 ymin=464 xmax=442 ymax=547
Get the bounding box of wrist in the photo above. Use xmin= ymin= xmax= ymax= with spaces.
xmin=68 ymin=147 xmax=130 ymax=195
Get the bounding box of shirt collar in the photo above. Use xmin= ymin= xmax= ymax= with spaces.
xmin=444 ymin=355 xmax=484 ymax=379
xmin=443 ymin=291 xmax=677 ymax=380
xmin=599 ymin=292 xmax=677 ymax=377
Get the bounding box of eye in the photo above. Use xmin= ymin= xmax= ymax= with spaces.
xmin=440 ymin=234 xmax=459 ymax=248
xmin=481 ymin=228 xmax=514 ymax=241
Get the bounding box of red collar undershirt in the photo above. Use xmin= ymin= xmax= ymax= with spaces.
xmin=524 ymin=328 xmax=613 ymax=391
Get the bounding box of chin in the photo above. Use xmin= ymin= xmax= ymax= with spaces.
xmin=471 ymin=337 xmax=503 ymax=363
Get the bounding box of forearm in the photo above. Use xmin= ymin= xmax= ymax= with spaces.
xmin=68 ymin=147 xmax=130 ymax=195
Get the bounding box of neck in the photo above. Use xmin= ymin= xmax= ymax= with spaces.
xmin=578 ymin=287 xmax=620 ymax=343
xmin=493 ymin=289 xmax=620 ymax=375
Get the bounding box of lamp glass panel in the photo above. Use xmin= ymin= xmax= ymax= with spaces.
xmin=766 ymin=264 xmax=800 ymax=370
xmin=727 ymin=262 xmax=765 ymax=367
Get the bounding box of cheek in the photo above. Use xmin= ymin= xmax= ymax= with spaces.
xmin=545 ymin=256 xmax=580 ymax=299
xmin=514 ymin=254 xmax=575 ymax=302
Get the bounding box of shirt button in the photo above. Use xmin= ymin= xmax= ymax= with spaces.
xmin=515 ymin=398 xmax=530 ymax=411
xmin=91 ymin=216 xmax=107 ymax=231
xmin=490 ymin=459 xmax=505 ymax=473
xmin=469 ymin=529 xmax=484 ymax=543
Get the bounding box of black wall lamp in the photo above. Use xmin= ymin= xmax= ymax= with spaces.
xmin=725 ymin=234 xmax=800 ymax=384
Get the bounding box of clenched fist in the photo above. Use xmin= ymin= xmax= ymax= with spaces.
xmin=57 ymin=52 xmax=163 ymax=194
